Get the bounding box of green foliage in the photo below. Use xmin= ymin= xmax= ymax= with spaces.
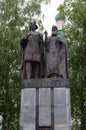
xmin=0 ymin=0 xmax=50 ymax=129
xmin=58 ymin=0 xmax=86 ymax=129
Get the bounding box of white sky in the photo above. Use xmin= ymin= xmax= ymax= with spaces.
xmin=41 ymin=0 xmax=64 ymax=35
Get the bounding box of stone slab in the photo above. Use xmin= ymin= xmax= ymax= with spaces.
xmin=21 ymin=78 xmax=70 ymax=89
xmin=22 ymin=88 xmax=36 ymax=107
xmin=39 ymin=88 xmax=51 ymax=106
xmin=20 ymin=88 xmax=36 ymax=127
xmin=54 ymin=88 xmax=70 ymax=126
xmin=54 ymin=105 xmax=67 ymax=125
xmin=23 ymin=107 xmax=35 ymax=125
xmin=39 ymin=88 xmax=51 ymax=126
xmin=39 ymin=106 xmax=51 ymax=126
xmin=23 ymin=125 xmax=35 ymax=130
xmin=54 ymin=88 xmax=66 ymax=105
xmin=55 ymin=125 xmax=69 ymax=130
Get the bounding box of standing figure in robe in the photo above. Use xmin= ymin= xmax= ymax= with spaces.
xmin=45 ymin=25 xmax=68 ymax=79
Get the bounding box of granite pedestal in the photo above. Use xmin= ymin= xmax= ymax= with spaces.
xmin=20 ymin=78 xmax=71 ymax=130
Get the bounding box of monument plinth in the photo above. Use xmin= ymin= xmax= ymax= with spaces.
xmin=20 ymin=78 xmax=71 ymax=130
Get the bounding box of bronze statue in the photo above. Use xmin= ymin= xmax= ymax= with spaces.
xmin=20 ymin=21 xmax=43 ymax=79
xmin=45 ymin=25 xmax=68 ymax=79
xmin=20 ymin=23 xmax=68 ymax=79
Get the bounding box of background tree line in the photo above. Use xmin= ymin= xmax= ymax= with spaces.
xmin=58 ymin=0 xmax=86 ymax=130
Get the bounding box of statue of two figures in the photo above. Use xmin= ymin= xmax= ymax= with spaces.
xmin=20 ymin=21 xmax=68 ymax=80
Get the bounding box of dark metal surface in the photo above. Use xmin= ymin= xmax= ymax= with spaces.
xmin=39 ymin=126 xmax=51 ymax=130
xmin=21 ymin=78 xmax=70 ymax=89
xmin=36 ymin=88 xmax=39 ymax=130
xmin=45 ymin=25 xmax=68 ymax=79
xmin=20 ymin=21 xmax=43 ymax=79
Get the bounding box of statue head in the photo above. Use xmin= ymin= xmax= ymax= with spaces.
xmin=29 ymin=21 xmax=38 ymax=31
xmin=51 ymin=25 xmax=58 ymax=36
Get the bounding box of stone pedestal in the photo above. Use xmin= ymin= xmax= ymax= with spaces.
xmin=20 ymin=88 xmax=36 ymax=130
xmin=20 ymin=78 xmax=71 ymax=130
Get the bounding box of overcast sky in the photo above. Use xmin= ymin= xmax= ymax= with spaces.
xmin=41 ymin=0 xmax=64 ymax=35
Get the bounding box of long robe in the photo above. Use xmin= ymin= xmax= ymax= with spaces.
xmin=45 ymin=34 xmax=68 ymax=79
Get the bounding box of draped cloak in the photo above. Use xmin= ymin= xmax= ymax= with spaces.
xmin=45 ymin=34 xmax=68 ymax=79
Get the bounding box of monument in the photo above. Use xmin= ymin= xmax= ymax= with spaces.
xmin=20 ymin=22 xmax=71 ymax=130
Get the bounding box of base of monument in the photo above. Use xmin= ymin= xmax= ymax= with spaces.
xmin=20 ymin=78 xmax=71 ymax=130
